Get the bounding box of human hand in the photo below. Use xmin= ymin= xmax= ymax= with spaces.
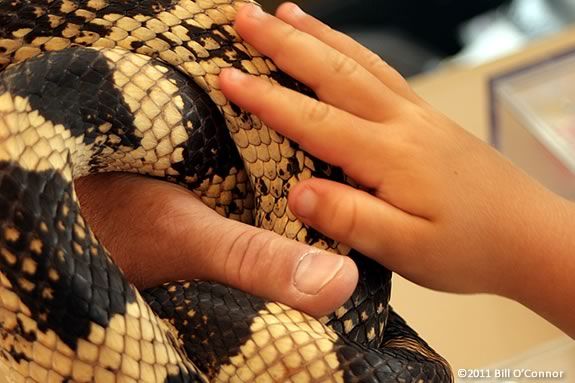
xmin=75 ymin=173 xmax=357 ymax=317
xmin=219 ymin=2 xmax=575 ymax=333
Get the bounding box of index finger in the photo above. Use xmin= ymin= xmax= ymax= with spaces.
xmin=219 ymin=68 xmax=388 ymax=189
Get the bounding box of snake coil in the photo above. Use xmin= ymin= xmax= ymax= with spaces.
xmin=0 ymin=0 xmax=452 ymax=381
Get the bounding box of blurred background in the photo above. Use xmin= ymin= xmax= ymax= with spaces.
xmin=260 ymin=0 xmax=575 ymax=77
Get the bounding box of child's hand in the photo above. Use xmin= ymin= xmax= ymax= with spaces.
xmin=220 ymin=3 xmax=575 ymax=335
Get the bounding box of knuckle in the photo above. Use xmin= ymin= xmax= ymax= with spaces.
xmin=363 ymin=49 xmax=387 ymax=71
xmin=345 ymin=196 xmax=360 ymax=239
xmin=362 ymin=51 xmax=412 ymax=92
xmin=385 ymin=98 xmax=419 ymax=122
xmin=256 ymin=77 xmax=275 ymax=97
xmin=301 ymin=98 xmax=330 ymax=124
xmin=316 ymin=22 xmax=335 ymax=40
xmin=271 ymin=24 xmax=300 ymax=62
xmin=403 ymin=104 xmax=435 ymax=128
xmin=281 ymin=23 xmax=300 ymax=42
xmin=223 ymin=228 xmax=271 ymax=291
xmin=248 ymin=77 xmax=276 ymax=116
xmin=386 ymin=121 xmax=416 ymax=147
xmin=329 ymin=50 xmax=359 ymax=76
xmin=328 ymin=194 xmax=359 ymax=240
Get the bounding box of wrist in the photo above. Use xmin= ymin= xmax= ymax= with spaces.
xmin=495 ymin=190 xmax=575 ymax=336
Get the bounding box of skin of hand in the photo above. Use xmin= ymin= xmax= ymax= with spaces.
xmin=218 ymin=3 xmax=575 ymax=337
xmin=75 ymin=173 xmax=358 ymax=318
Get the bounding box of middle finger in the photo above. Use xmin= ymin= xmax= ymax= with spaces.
xmin=234 ymin=5 xmax=404 ymax=121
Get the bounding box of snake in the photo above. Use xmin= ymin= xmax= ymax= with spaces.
xmin=0 ymin=0 xmax=454 ymax=381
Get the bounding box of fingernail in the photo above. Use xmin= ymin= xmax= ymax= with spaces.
xmin=292 ymin=187 xmax=317 ymax=218
xmin=245 ymin=4 xmax=265 ymax=19
xmin=221 ymin=68 xmax=246 ymax=82
xmin=288 ymin=3 xmax=306 ymax=18
xmin=294 ymin=251 xmax=344 ymax=295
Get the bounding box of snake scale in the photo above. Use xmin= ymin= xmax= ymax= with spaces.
xmin=0 ymin=0 xmax=453 ymax=381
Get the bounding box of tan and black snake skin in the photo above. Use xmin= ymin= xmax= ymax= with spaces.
xmin=0 ymin=0 xmax=453 ymax=381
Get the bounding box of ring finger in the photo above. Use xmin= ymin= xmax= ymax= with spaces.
xmin=274 ymin=2 xmax=422 ymax=105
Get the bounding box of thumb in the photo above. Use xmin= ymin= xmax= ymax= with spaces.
xmin=76 ymin=173 xmax=358 ymax=318
xmin=202 ymin=221 xmax=358 ymax=317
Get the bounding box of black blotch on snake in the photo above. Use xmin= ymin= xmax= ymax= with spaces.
xmin=334 ymin=310 xmax=452 ymax=382
xmin=165 ymin=61 xmax=244 ymax=190
xmin=164 ymin=365 xmax=203 ymax=383
xmin=143 ymin=281 xmax=268 ymax=381
xmin=1 ymin=47 xmax=141 ymax=148
xmin=0 ymin=161 xmax=138 ymax=351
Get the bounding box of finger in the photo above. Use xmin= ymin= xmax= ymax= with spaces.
xmin=76 ymin=173 xmax=358 ymax=318
xmin=287 ymin=178 xmax=430 ymax=269
xmin=220 ymin=68 xmax=386 ymax=188
xmin=204 ymin=219 xmax=358 ymax=318
xmin=234 ymin=4 xmax=403 ymax=120
xmin=275 ymin=2 xmax=422 ymax=104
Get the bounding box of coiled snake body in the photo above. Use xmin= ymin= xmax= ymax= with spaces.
xmin=0 ymin=0 xmax=452 ymax=381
